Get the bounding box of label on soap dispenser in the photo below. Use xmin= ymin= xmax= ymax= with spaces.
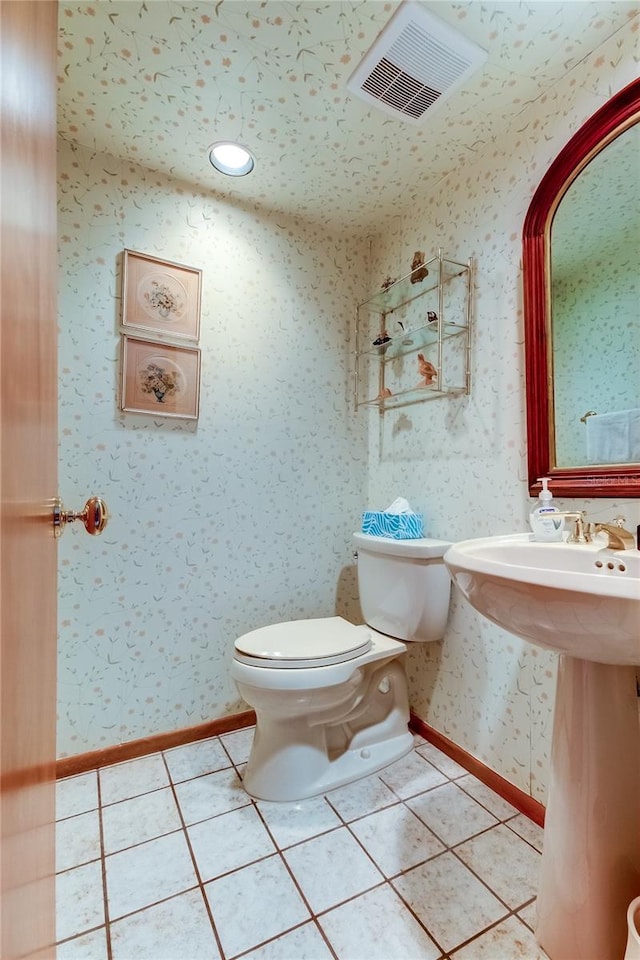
xmin=529 ymin=508 xmax=564 ymax=542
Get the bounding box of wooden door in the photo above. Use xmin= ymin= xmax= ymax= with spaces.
xmin=0 ymin=1 xmax=59 ymax=957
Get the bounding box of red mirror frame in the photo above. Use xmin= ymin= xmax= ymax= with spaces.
xmin=522 ymin=77 xmax=640 ymax=499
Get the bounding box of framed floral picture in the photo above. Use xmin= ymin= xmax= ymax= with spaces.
xmin=120 ymin=335 xmax=201 ymax=420
xmin=121 ymin=249 xmax=202 ymax=342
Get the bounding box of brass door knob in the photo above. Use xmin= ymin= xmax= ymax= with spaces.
xmin=53 ymin=496 xmax=109 ymax=538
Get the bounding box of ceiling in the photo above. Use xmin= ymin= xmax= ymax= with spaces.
xmin=57 ymin=0 xmax=638 ymax=231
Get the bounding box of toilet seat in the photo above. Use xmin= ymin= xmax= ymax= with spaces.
xmin=234 ymin=616 xmax=372 ymax=669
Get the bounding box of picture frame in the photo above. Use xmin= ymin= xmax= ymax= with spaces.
xmin=120 ymin=335 xmax=201 ymax=420
xmin=121 ymin=249 xmax=202 ymax=342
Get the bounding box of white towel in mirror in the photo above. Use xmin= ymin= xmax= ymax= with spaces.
xmin=586 ymin=408 xmax=640 ymax=464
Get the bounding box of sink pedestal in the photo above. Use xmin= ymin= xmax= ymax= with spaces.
xmin=443 ymin=534 xmax=640 ymax=959
xmin=537 ymin=657 xmax=640 ymax=960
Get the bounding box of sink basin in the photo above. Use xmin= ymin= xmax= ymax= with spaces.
xmin=444 ymin=533 xmax=640 ymax=664
xmin=444 ymin=532 xmax=640 ymax=960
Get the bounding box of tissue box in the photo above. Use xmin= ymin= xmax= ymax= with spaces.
xmin=361 ymin=511 xmax=424 ymax=540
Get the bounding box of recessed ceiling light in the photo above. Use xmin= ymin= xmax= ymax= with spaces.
xmin=207 ymin=141 xmax=255 ymax=177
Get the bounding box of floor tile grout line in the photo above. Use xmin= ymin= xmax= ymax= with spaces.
xmin=387 ymin=853 xmax=537 ymax=960
xmin=94 ymin=754 xmax=528 ymax=866
xmin=173 ymin=798 xmax=254 ymax=830
xmin=162 ymin=737 xmax=236 ymax=787
xmin=404 ymin=804 xmax=498 ymax=852
xmin=447 ymin=915 xmax=510 ymax=958
xmin=218 ymin=731 xmax=242 ymax=770
xmin=99 ymin=779 xmax=172 ymax=809
xmin=387 ymin=754 xmax=540 ymax=834
xmin=239 ymin=744 xmax=537 ymax=957
xmin=54 ymin=740 xmax=544 ymax=960
xmin=310 ymin=916 xmax=341 ymax=960
xmin=323 ymin=792 xmax=399 ymax=827
xmin=55 ymin=924 xmax=107 ymax=952
xmin=250 ymin=799 xmax=341 ymax=958
xmin=395 ymin=797 xmax=541 ymax=917
xmin=326 ymin=790 xmax=407 ymax=882
xmin=502 ymin=816 xmax=544 ymax=853
xmin=446 ymin=902 xmax=541 ymax=958
xmin=311 ymin=877 xmax=390 ymax=920
xmin=103 ymin=822 xmax=185 ymax=858
xmin=55 ymin=767 xmax=101 ymax=824
xmin=384 ymin=874 xmax=450 ymax=958
xmin=250 ymin=794 xmax=405 ymax=960
xmin=373 ymin=767 xmax=542 ymax=957
xmin=103 ymin=884 xmax=204 ymax=930
xmin=157 ymin=737 xmax=254 ymax=830
xmin=165 ymin=764 xmax=236 ymax=786
xmin=339 ymin=762 xmax=461 ymax=954
xmin=159 ymin=747 xmax=228 ymax=960
xmin=228 ymin=917 xmax=338 ymax=960
xmin=447 ymin=839 xmax=540 ymax=919
xmin=257 ymin=816 xmax=346 ymax=853
xmin=345 ymin=793 xmax=450 ymax=880
xmin=165 ymin=769 xmax=340 ymax=960
xmin=453 ymin=780 xmax=521 ymax=820
xmin=255 ymin=783 xmax=447 ymax=958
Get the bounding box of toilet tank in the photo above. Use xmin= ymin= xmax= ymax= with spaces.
xmin=352 ymin=532 xmax=452 ymax=642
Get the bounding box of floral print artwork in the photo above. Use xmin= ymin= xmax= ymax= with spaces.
xmin=139 ymin=274 xmax=187 ymax=323
xmin=138 ymin=359 xmax=182 ymax=403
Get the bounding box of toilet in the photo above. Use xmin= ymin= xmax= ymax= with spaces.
xmin=231 ymin=531 xmax=452 ymax=801
xmin=625 ymin=897 xmax=640 ymax=960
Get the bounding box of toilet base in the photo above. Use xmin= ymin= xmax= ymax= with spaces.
xmin=240 ymin=655 xmax=413 ymax=802
xmin=242 ymin=728 xmax=413 ymax=802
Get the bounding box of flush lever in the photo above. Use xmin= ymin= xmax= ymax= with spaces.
xmin=53 ymin=496 xmax=109 ymax=538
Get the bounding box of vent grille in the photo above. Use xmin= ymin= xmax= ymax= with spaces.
xmin=347 ymin=2 xmax=487 ymax=124
xmin=362 ymin=56 xmax=441 ymax=119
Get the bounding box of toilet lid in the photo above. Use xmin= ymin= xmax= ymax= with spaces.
xmin=234 ymin=617 xmax=372 ymax=669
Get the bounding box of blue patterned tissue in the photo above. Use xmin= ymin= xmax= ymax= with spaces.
xmin=361 ymin=511 xmax=424 ymax=539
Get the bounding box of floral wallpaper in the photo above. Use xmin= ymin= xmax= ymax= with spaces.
xmin=57 ymin=1 xmax=640 ymax=805
xmin=57 ymin=0 xmax=639 ymax=232
xmin=57 ymin=139 xmax=368 ymax=756
xmin=365 ymin=19 xmax=640 ymax=802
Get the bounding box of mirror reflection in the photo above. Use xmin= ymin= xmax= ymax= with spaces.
xmin=550 ymin=123 xmax=640 ymax=469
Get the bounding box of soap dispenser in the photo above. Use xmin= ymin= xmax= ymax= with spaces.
xmin=529 ymin=478 xmax=564 ymax=542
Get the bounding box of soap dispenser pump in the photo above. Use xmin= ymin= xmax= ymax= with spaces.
xmin=529 ymin=478 xmax=564 ymax=542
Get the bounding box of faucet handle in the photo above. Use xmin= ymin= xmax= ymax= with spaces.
xmin=559 ymin=510 xmax=588 ymax=543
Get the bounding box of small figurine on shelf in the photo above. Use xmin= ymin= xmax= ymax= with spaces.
xmin=426 ymin=311 xmax=438 ymax=324
xmin=376 ymin=387 xmax=393 ymax=400
xmin=397 ymin=320 xmax=413 ymax=346
xmin=417 ymin=354 xmax=438 ymax=387
xmin=380 ymin=276 xmax=397 ymax=291
xmin=372 ymin=331 xmax=392 ymax=354
xmin=410 ymin=251 xmax=429 ymax=284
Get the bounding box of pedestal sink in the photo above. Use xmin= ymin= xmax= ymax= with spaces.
xmin=444 ymin=533 xmax=640 ymax=960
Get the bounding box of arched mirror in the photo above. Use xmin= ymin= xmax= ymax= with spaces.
xmin=523 ymin=77 xmax=640 ymax=498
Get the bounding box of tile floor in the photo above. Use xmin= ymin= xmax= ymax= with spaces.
xmin=55 ymin=728 xmax=550 ymax=960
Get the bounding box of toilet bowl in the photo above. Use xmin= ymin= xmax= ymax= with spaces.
xmin=231 ymin=532 xmax=452 ymax=802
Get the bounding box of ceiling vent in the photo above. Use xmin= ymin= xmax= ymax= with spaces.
xmin=347 ymin=1 xmax=487 ymax=124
